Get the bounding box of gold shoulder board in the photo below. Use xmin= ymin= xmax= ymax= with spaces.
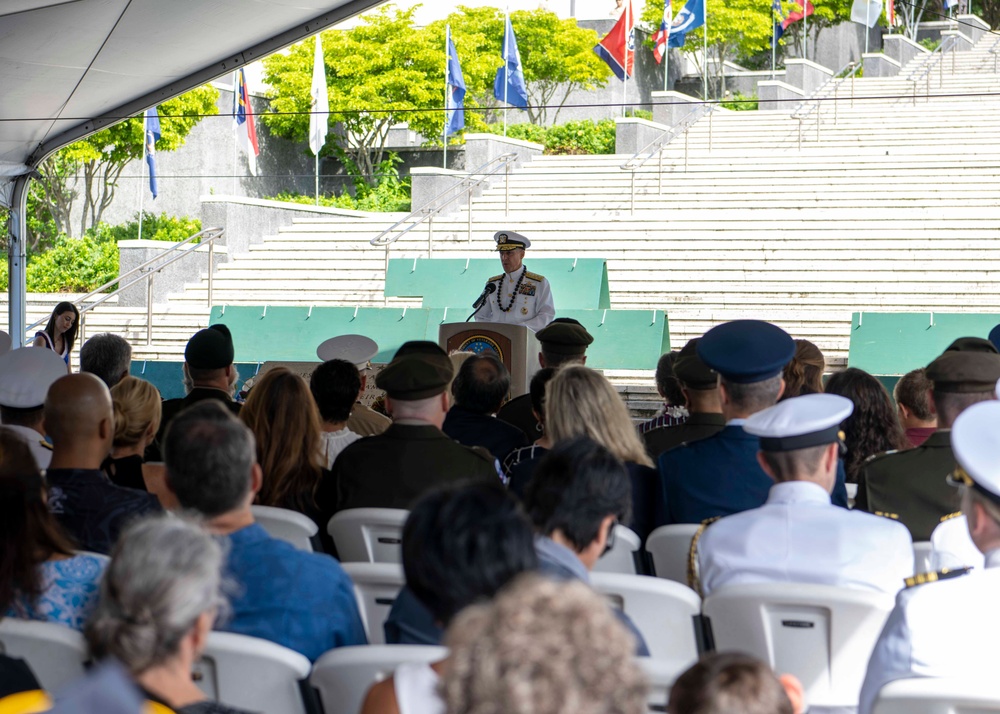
xmin=523 ymin=271 xmax=544 ymax=281
xmin=488 ymin=274 xmax=503 ymax=282
xmin=687 ymin=516 xmax=722 ymax=597
xmin=38 ymin=440 xmax=53 ymax=451
xmin=874 ymin=511 xmax=899 ymax=520
xmin=940 ymin=511 xmax=962 ymax=522
xmin=904 ymin=566 xmax=972 ymax=589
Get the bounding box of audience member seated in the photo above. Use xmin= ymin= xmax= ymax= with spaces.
xmin=638 ymin=350 xmax=689 ymax=434
xmin=103 ymin=377 xmax=161 ymax=492
xmin=540 ymin=366 xmax=659 ymax=541
xmin=441 ymin=576 xmax=648 ymax=714
xmin=779 ymin=339 xmax=825 ymax=400
xmin=668 ymin=653 xmax=805 ymax=714
xmin=79 ymin=333 xmax=133 ymax=389
xmin=86 ymin=515 xmax=253 ymax=714
xmin=164 ymin=401 xmax=365 ymax=661
xmin=659 ymin=320 xmax=848 ymax=526
xmin=858 ymin=347 xmax=1000 ymax=539
xmin=366 ymin=482 xmax=537 ymax=709
xmin=45 ymin=374 xmax=161 ymax=555
xmin=151 ymin=324 xmax=241 ymax=459
xmin=1 ymin=429 xmax=106 ymax=631
xmin=498 ymin=318 xmax=593 ymax=438
xmin=893 ymin=368 xmax=937 ymax=447
xmin=317 ymin=342 xmax=497 ymax=520
xmin=317 ymin=334 xmax=391 ymax=436
xmin=240 ymin=367 xmax=328 ymax=531
xmin=0 ymin=347 xmax=67 ymax=470
xmin=523 ymin=437 xmax=650 ymax=655
xmin=503 ymin=368 xmax=555 ymax=494
xmin=858 ymin=400 xmax=1000 ymax=714
xmin=643 ymin=338 xmax=725 ymax=459
xmin=309 ymin=359 xmax=363 ymax=468
xmin=694 ymin=394 xmax=913 ymax=597
xmin=443 ymin=354 xmax=528 ymax=462
xmin=824 ymin=368 xmax=909 ymax=485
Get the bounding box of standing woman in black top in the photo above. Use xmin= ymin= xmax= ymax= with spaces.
xmin=33 ymin=301 xmax=79 ymax=368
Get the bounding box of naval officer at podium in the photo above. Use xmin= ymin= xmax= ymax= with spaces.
xmin=474 ymin=231 xmax=555 ymax=331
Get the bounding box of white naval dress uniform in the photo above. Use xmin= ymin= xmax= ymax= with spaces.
xmin=858 ymin=549 xmax=1000 ymax=714
xmin=3 ymin=424 xmax=52 ymax=470
xmin=930 ymin=514 xmax=984 ymax=570
xmin=698 ymin=481 xmax=914 ymax=597
xmin=475 ymin=265 xmax=555 ymax=332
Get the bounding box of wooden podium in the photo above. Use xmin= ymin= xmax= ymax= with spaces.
xmin=439 ymin=322 xmax=540 ymax=398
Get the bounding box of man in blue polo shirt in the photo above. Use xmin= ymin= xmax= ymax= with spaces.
xmin=163 ymin=401 xmax=366 ymax=661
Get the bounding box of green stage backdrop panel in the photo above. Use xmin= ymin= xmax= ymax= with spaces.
xmin=385 ymin=258 xmax=611 ymax=310
xmin=208 ymin=306 xmax=447 ymax=363
xmin=559 ymin=309 xmax=670 ymax=370
xmin=131 ymin=361 xmax=261 ymax=400
xmin=849 ymin=312 xmax=1000 ymax=375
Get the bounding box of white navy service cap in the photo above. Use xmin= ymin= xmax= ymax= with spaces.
xmin=950 ymin=400 xmax=1000 ymax=503
xmin=0 ymin=346 xmax=68 ymax=409
xmin=744 ymin=393 xmax=854 ymax=452
xmin=316 ymin=335 xmax=378 ymax=371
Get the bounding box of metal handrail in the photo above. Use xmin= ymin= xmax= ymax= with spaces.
xmin=26 ymin=226 xmax=225 ymax=346
xmin=905 ymin=33 xmax=959 ymax=84
xmin=370 ymin=153 xmax=517 ymax=249
xmin=791 ymin=60 xmax=861 ymax=123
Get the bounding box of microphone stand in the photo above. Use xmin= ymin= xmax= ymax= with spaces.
xmin=467 ymin=283 xmax=496 ymax=322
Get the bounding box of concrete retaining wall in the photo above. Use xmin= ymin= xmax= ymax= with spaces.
xmin=117 ymin=239 xmax=228 ymax=307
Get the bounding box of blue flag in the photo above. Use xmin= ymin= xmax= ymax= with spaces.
xmin=493 ymin=16 xmax=528 ymax=109
xmin=144 ymin=107 xmax=161 ymax=199
xmin=667 ymin=0 xmax=706 ymax=48
xmin=772 ymin=0 xmax=785 ymax=47
xmin=445 ymin=30 xmax=466 ymax=136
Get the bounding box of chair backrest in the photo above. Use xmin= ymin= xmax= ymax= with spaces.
xmin=0 ymin=618 xmax=88 ymax=691
xmin=592 ymin=525 xmax=641 ymax=575
xmin=340 ymin=563 xmax=406 ymax=646
xmin=251 ymin=505 xmax=318 ymax=552
xmin=637 ymin=655 xmax=685 ymax=714
xmin=645 ymin=524 xmax=701 ymax=585
xmin=328 ymin=508 xmax=409 ymax=563
xmin=702 ymin=582 xmax=894 ymax=708
xmin=195 ymin=631 xmax=314 ymax=714
xmin=590 ymin=572 xmax=701 ymax=667
xmin=311 ymin=644 xmax=447 ymax=714
xmin=912 ymin=541 xmax=933 ymax=575
xmin=873 ymin=677 xmax=1000 ymax=714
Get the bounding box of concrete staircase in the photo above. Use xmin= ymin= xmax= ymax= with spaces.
xmin=11 ymin=30 xmax=1000 ymax=383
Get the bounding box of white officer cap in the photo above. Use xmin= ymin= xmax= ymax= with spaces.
xmin=0 ymin=346 xmax=68 ymax=409
xmin=950 ymin=400 xmax=1000 ymax=503
xmin=744 ymin=393 xmax=854 ymax=452
xmin=494 ymin=230 xmax=531 ymax=251
xmin=316 ymin=335 xmax=378 ymax=371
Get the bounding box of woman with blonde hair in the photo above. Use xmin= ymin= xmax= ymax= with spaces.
xmin=239 ymin=367 xmax=327 ymax=527
xmin=544 ymin=365 xmax=659 ymax=541
xmin=104 ymin=376 xmax=162 ymax=491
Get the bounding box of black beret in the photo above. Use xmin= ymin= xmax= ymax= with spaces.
xmin=673 ymin=338 xmax=719 ymax=390
xmin=926 ymin=351 xmax=1000 ymax=393
xmin=185 ymin=324 xmax=234 ymax=369
xmin=944 ymin=336 xmax=999 ymax=354
xmin=536 ymin=318 xmax=594 ymax=356
xmin=393 ymin=341 xmax=448 ymax=360
xmin=376 ymin=353 xmax=454 ymax=400
xmin=697 ymin=320 xmax=794 ymax=384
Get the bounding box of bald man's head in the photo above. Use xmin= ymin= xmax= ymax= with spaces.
xmin=44 ymin=373 xmax=114 ymax=450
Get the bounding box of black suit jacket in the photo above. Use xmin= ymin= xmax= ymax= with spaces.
xmin=442 ymin=405 xmax=529 ymax=463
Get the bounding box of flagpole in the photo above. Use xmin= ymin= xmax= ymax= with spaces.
xmin=503 ymin=7 xmax=509 ymax=137
xmin=702 ymin=0 xmax=708 ymax=101
xmin=864 ymin=0 xmax=870 ymax=55
xmin=772 ymin=4 xmax=777 ymax=79
xmin=138 ymin=115 xmax=146 ymax=242
xmin=622 ymin=0 xmax=629 ymax=117
xmin=444 ymin=25 xmax=450 ymax=169
xmin=232 ymin=71 xmax=239 ymax=195
xmin=803 ymin=0 xmax=808 ymax=60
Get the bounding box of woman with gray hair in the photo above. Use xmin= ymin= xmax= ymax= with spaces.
xmin=85 ymin=515 xmax=251 ymax=714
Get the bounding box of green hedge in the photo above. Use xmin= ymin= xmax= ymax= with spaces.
xmin=484 ymin=118 xmax=618 ymax=155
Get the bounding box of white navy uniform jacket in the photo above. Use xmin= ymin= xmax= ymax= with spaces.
xmin=475 ymin=265 xmax=555 ymax=332
xmin=4 ymin=424 xmax=52 ymax=470
xmin=858 ymin=549 xmax=1000 ymax=714
xmin=698 ymin=481 xmax=915 ymax=597
xmin=930 ymin=514 xmax=984 ymax=570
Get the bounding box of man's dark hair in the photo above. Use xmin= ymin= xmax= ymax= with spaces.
xmin=451 ymin=354 xmax=510 ymax=415
xmin=79 ymin=334 xmax=133 ymax=389
xmin=893 ymin=368 xmax=933 ymax=421
xmin=403 ymin=481 xmax=537 ymax=626
xmin=529 ymin=367 xmax=557 ymax=417
xmin=310 ymin=359 xmax=362 ymax=423
xmin=524 ymin=436 xmax=631 ymax=551
xmin=655 ymin=351 xmax=686 ymax=406
xmin=721 ymin=374 xmax=783 ymax=415
xmin=668 ymin=653 xmax=793 ymax=714
xmin=0 ymin=406 xmax=43 ymax=429
xmin=932 ymin=390 xmax=995 ymax=428
xmin=164 ymin=401 xmax=256 ymax=518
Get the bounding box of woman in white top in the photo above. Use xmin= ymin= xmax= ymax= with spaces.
xmin=33 ymin=301 xmax=78 ymax=367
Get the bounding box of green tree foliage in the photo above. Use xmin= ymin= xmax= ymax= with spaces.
xmin=273 ymin=154 xmax=411 ymax=212
xmin=47 ymin=85 xmax=218 ymax=237
xmin=483 ymin=118 xmax=618 ymax=154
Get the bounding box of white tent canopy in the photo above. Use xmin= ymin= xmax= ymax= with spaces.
xmin=1 ymin=0 xmax=384 ymax=342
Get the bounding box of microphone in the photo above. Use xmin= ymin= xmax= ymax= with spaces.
xmin=471 ymin=281 xmax=497 ymax=310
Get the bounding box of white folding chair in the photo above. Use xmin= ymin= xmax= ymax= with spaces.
xmin=340 ymin=562 xmax=406 ymax=645
xmin=702 ymin=582 xmax=894 ymax=709
xmin=328 ymin=508 xmax=409 ymax=563
xmin=252 ymin=505 xmax=318 ymax=552
xmin=912 ymin=541 xmax=933 ymax=575
xmin=873 ymin=677 xmax=1000 ymax=714
xmin=592 ymin=525 xmax=642 ymax=575
xmin=311 ymin=644 xmax=447 ymax=714
xmin=195 ymin=632 xmax=315 ymax=714
xmin=0 ymin=618 xmax=88 ymax=691
xmin=590 ymin=572 xmax=701 ymax=668
xmin=645 ymin=524 xmax=700 ymax=585
xmin=637 ymin=657 xmax=686 ymax=713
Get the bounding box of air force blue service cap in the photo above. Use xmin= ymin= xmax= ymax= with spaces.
xmin=317 ymin=334 xmax=378 ymax=371
xmin=696 ymin=320 xmax=795 ymax=384
xmin=744 ymin=393 xmax=854 ymax=452
xmin=950 ymin=400 xmax=1000 ymax=505
xmin=989 ymin=324 xmax=1000 ymax=352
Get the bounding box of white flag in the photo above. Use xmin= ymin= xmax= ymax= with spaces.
xmin=851 ymin=0 xmax=882 ymax=27
xmin=309 ymin=33 xmax=329 ymax=156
